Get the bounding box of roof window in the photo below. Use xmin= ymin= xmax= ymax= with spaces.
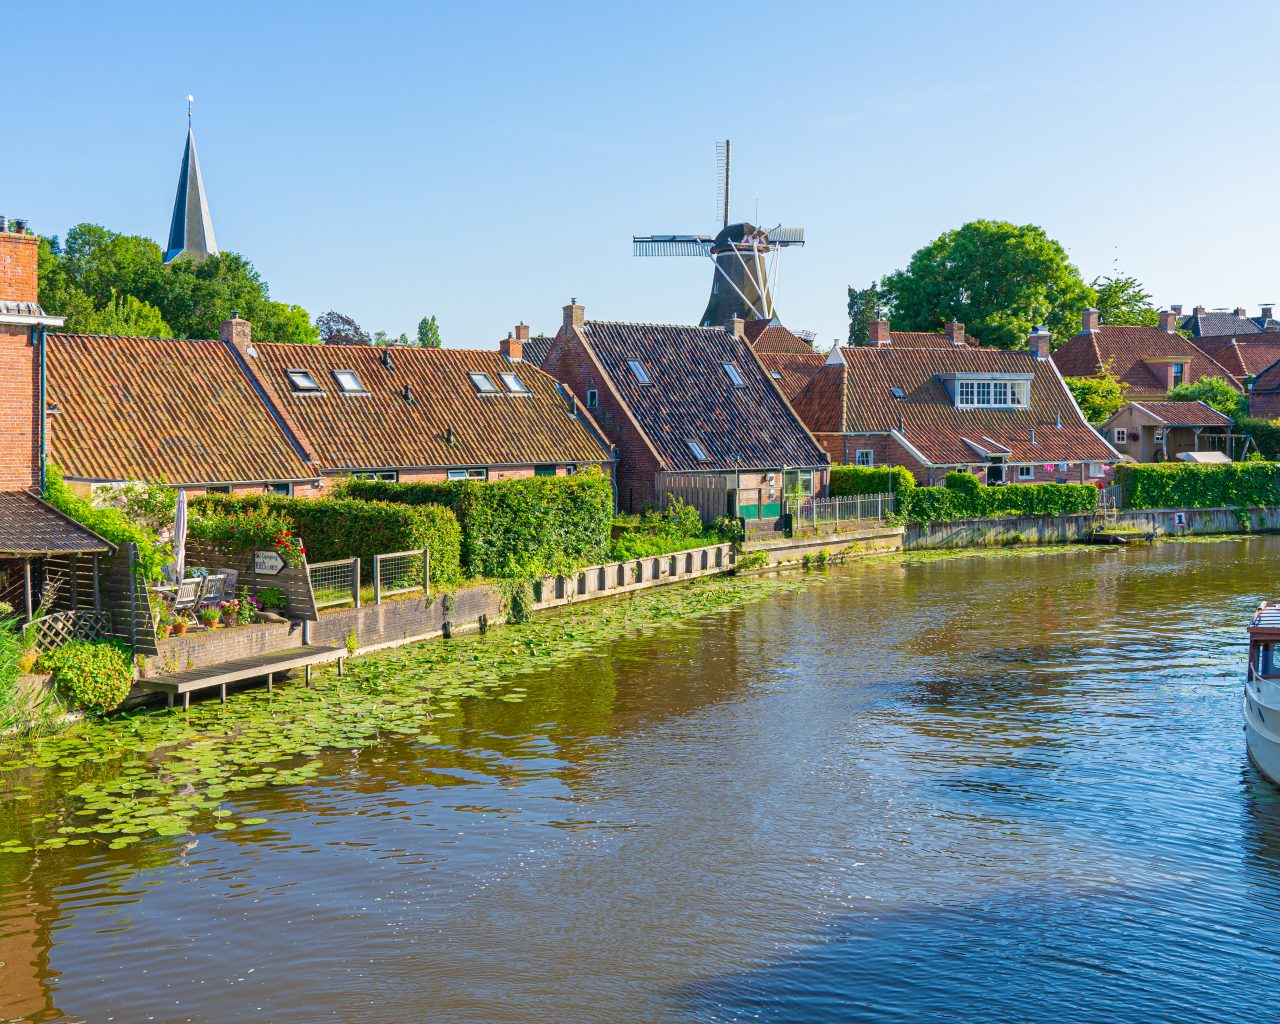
xmin=770 ymin=370 xmax=782 ymax=380
xmin=891 ymin=387 xmax=906 ymax=399
xmin=627 ymin=359 xmax=653 ymax=385
xmin=333 ymin=369 xmax=365 ymax=393
xmin=686 ymin=439 xmax=711 ymax=462
xmin=723 ymin=362 xmax=747 ymax=388
xmin=286 ymin=369 xmax=321 ymax=393
xmin=500 ymin=372 xmax=529 ymax=394
xmin=468 ymin=372 xmax=500 ymax=394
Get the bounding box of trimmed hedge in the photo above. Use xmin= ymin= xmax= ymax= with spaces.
xmin=1116 ymin=462 xmax=1280 ymax=510
xmin=1238 ymin=416 xmax=1280 ymax=460
xmin=829 ymin=464 xmax=916 ymax=497
xmin=336 ymin=471 xmax=613 ymax=578
xmin=190 ymin=495 xmax=462 ymax=590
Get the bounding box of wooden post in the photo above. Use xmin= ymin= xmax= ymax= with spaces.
xmin=352 ymin=557 xmax=361 ymax=609
xmin=92 ymin=552 xmax=101 ymax=612
xmin=423 ymin=549 xmax=430 ymax=595
xmin=374 ymin=553 xmax=382 ymax=605
xmin=23 ymin=559 xmax=32 ymax=622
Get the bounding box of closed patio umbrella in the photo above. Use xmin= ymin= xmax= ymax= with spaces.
xmin=169 ymin=489 xmax=188 ymax=584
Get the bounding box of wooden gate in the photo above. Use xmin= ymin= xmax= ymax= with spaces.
xmin=656 ymin=473 xmax=730 ymax=523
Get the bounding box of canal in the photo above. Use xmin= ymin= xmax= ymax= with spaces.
xmin=3 ymin=538 xmax=1280 ymax=1022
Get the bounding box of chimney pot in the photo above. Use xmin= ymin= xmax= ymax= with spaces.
xmin=1158 ymin=309 xmax=1178 ymax=333
xmin=945 ymin=319 xmax=966 ymax=347
xmin=0 ymin=216 xmax=8 ymax=232
xmin=1081 ymin=308 xmax=1099 ymax=333
xmin=1193 ymin=305 xmax=1206 ymax=316
xmin=563 ymin=299 xmax=585 ymax=332
xmin=868 ymin=319 xmax=891 ymax=346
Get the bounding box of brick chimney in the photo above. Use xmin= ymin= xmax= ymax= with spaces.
xmin=868 ymin=318 xmax=891 ymax=346
xmin=220 ymin=310 xmax=251 ymax=346
xmin=1171 ymin=304 xmax=1183 ymax=315
xmin=1236 ymin=306 xmax=1249 ymax=318
xmin=500 ymin=327 xmax=523 ymax=361
xmin=1263 ymin=305 xmax=1274 ymax=321
xmin=1081 ymin=308 xmax=1099 ymax=333
xmin=0 ymin=226 xmax=40 ymax=306
xmin=1028 ymin=325 xmax=1052 ymax=361
xmin=945 ymin=319 xmax=965 ymax=347
xmin=563 ymin=298 xmax=585 ymax=333
xmin=1159 ymin=309 xmax=1178 ymax=333
xmin=725 ymin=316 xmax=745 ymax=340
xmin=1193 ymin=305 xmax=1206 ymax=316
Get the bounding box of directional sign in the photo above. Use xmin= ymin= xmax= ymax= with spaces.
xmin=254 ymin=549 xmax=286 ymax=576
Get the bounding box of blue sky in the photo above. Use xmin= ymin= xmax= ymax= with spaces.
xmin=11 ymin=1 xmax=1280 ymax=347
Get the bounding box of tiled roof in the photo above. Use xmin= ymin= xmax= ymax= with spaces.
xmin=1051 ymin=326 xmax=1242 ymax=397
xmin=520 ymin=334 xmax=555 ymax=368
xmin=815 ymin=346 xmax=1118 ymax=467
xmin=1189 ymin=334 xmax=1280 ymax=380
xmin=46 ymin=334 xmax=318 ymax=486
xmin=1248 ymin=356 xmax=1280 ymax=393
xmin=791 ymin=363 xmax=846 ymax=433
xmin=243 ymin=343 xmax=612 ymax=472
xmin=1179 ymin=310 xmax=1280 ymax=337
xmin=746 ymin=321 xmax=825 ymax=401
xmin=1128 ymin=401 xmax=1233 ymax=427
xmin=0 ymin=491 xmax=113 ymax=556
xmin=881 ymin=331 xmax=979 ymax=348
xmin=578 ymin=321 xmax=827 ymax=472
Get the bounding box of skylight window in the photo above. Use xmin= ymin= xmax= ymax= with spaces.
xmin=891 ymin=387 xmax=906 ymax=400
xmin=286 ymin=369 xmax=321 ymax=393
xmin=770 ymin=371 xmax=782 ymax=380
xmin=723 ymin=362 xmax=747 ymax=388
xmin=333 ymin=370 xmax=365 ymax=393
xmin=500 ymin=372 xmax=529 ymax=394
xmin=627 ymin=359 xmax=653 ymax=385
xmin=686 ymin=439 xmax=711 ymax=462
xmin=468 ymin=372 xmax=500 ymax=394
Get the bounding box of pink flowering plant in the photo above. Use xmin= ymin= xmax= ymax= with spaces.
xmin=191 ymin=509 xmax=306 ymax=567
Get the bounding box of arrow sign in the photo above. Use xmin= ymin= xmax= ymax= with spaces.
xmin=254 ymin=549 xmax=286 ymax=576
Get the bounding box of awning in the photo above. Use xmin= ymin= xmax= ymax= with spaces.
xmin=0 ymin=491 xmax=114 ymax=557
xmin=1175 ymin=451 xmax=1232 ymax=464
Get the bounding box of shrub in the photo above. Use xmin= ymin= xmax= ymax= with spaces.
xmin=45 ymin=463 xmax=170 ymax=581
xmin=1237 ymin=416 xmax=1280 ymax=460
xmin=41 ymin=640 xmax=133 ymax=715
xmin=189 ymin=508 xmax=305 ymax=566
xmin=1166 ymin=376 xmax=1247 ymax=418
xmin=336 ymin=471 xmax=612 ymax=579
xmin=1116 ymin=462 xmax=1280 ymax=509
xmin=190 ymin=495 xmax=463 ymax=591
xmin=903 ymin=475 xmax=1099 ymax=523
xmin=829 ymin=464 xmax=916 ymax=497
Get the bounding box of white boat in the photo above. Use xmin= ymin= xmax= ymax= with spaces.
xmin=1245 ymin=602 xmax=1280 ymax=787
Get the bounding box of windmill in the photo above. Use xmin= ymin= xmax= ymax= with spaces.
xmin=633 ymin=140 xmax=805 ymax=327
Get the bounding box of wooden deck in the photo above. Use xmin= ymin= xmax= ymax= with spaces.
xmin=138 ymin=644 xmax=348 ymax=709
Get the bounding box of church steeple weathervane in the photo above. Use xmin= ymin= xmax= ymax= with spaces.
xmin=163 ymin=95 xmax=219 ymax=264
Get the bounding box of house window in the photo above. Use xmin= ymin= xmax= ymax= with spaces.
xmin=332 ymin=370 xmax=365 ymax=394
xmin=627 ymin=359 xmax=653 ymax=385
xmin=286 ymin=369 xmax=321 ymax=393
xmin=586 ymin=388 xmax=599 ymax=409
xmin=783 ymin=469 xmax=814 ymax=496
xmin=448 ymin=468 xmax=489 ymax=481
xmin=954 ymin=378 xmax=1028 ymax=407
xmin=1018 ymin=465 xmax=1035 ymax=480
xmin=1154 ymin=428 xmax=1166 ymax=443
xmin=975 ymin=382 xmax=992 ymax=405
xmin=723 ymin=362 xmax=747 ymax=388
xmin=958 ymin=381 xmax=976 ymax=404
xmin=468 ymin=372 xmax=500 ymax=394
xmin=770 ymin=371 xmax=783 ymax=380
xmin=500 ymin=372 xmax=529 ymax=394
xmin=1089 ymin=462 xmax=1105 ymax=478
xmin=265 ymin=482 xmax=293 ymax=496
xmin=1113 ymin=427 xmax=1127 ymax=444
xmin=686 ymin=439 xmax=711 ymax=462
xmin=534 ymin=465 xmax=557 ymax=477
xmin=206 ymin=485 xmax=231 ymax=494
xmin=1172 ymin=363 xmax=1185 ymax=388
xmin=855 ymin=449 xmax=874 ymax=467
xmin=352 ymin=470 xmax=399 ymax=482
xmin=891 ymin=387 xmax=906 ymax=400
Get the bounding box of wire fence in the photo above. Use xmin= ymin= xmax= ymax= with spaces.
xmin=375 ymin=549 xmax=429 ymax=603
xmin=309 ymin=557 xmax=360 ymax=609
xmin=786 ymin=492 xmax=895 ymax=529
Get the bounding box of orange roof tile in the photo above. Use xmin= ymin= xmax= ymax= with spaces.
xmin=1052 ymin=325 xmax=1242 ymax=398
xmin=1190 ymin=334 xmax=1280 ymax=380
xmin=747 ymin=322 xmax=826 ymax=401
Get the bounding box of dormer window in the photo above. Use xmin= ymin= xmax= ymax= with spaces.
xmin=1172 ymin=363 xmax=1185 ymax=388
xmin=499 ymin=372 xmax=529 ymax=394
xmin=954 ymin=377 xmax=1029 ymax=408
xmin=333 ymin=369 xmax=365 ymax=394
xmin=686 ymin=439 xmax=711 ymax=462
xmin=468 ymin=372 xmax=500 ymax=394
xmin=286 ymin=369 xmax=321 ymax=393
xmin=723 ymin=362 xmax=747 ymax=388
xmin=627 ymin=359 xmax=653 ymax=385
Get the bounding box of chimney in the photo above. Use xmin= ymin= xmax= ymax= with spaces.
xmin=0 ymin=221 xmax=40 ymax=305
xmin=1171 ymin=304 xmax=1183 ymax=315
xmin=1193 ymin=305 xmax=1206 ymax=316
xmin=563 ymin=297 xmax=585 ymax=332
xmin=945 ymin=319 xmax=966 ymax=347
xmin=1081 ymin=308 xmax=1099 ymax=333
xmin=220 ymin=310 xmax=251 ymax=346
xmin=1236 ymin=306 xmax=1249 ymax=318
xmin=868 ymin=318 xmax=891 ymax=346
xmin=725 ymin=316 xmax=745 ymax=340
xmin=500 ymin=324 xmax=524 ymax=361
xmin=1263 ymin=305 xmax=1274 ymax=321
xmin=1159 ymin=309 xmax=1178 ymax=333
xmin=1028 ymin=325 xmax=1052 ymax=361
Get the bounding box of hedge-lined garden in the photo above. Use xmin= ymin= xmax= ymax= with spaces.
xmin=190 ymin=495 xmax=463 ymax=590
xmin=1117 ymin=462 xmax=1280 ymax=510
xmin=830 ymin=465 xmax=1100 ymax=523
xmin=336 ymin=472 xmax=613 ymax=578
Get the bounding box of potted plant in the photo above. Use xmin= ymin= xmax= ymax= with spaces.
xmin=172 ymin=614 xmax=191 ymax=636
xmin=219 ymin=599 xmax=240 ymax=627
xmin=156 ymin=612 xmax=176 ymax=639
xmin=197 ymin=606 xmax=222 ymax=630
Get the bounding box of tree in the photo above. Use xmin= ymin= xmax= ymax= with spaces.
xmin=846 ymin=284 xmax=880 ymax=344
xmin=1066 ymin=371 xmax=1128 ymax=424
xmin=316 ymin=310 xmax=370 ymax=346
xmin=1092 ymin=274 xmax=1159 ymax=328
xmin=1167 ymin=376 xmax=1247 ymax=418
xmin=75 ymin=291 xmax=172 ymax=338
xmin=879 ymin=220 xmax=1096 ymax=349
xmin=417 ymin=315 xmax=442 ymax=348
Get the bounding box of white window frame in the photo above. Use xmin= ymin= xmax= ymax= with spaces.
xmin=1088 ymin=462 xmax=1106 ymax=478
xmin=1154 ymin=428 xmax=1166 ymax=443
xmin=854 ymin=449 xmax=874 ymax=467
xmin=468 ymin=372 xmax=500 ymax=394
xmin=332 ymin=369 xmax=365 ymax=394
xmin=286 ymin=369 xmax=322 ymax=393
xmin=499 ymin=372 xmax=529 ymax=394
xmin=448 ymin=468 xmax=489 ymax=481
xmin=1113 ymin=427 xmax=1127 ymax=444
xmin=627 ymin=359 xmax=653 ymax=385
xmin=586 ymin=388 xmax=599 ymax=409
xmin=686 ymin=439 xmax=711 ymax=462
xmin=723 ymin=362 xmax=747 ymax=388
xmin=953 ymin=378 xmax=1029 ymax=408
xmin=1017 ymin=465 xmax=1035 ymax=480
xmin=264 ymin=482 xmax=294 ymax=496
xmin=352 ymin=470 xmax=399 ymax=482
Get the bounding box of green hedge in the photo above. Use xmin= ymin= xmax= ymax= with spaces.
xmin=829 ymin=464 xmax=916 ymax=497
xmin=1116 ymin=462 xmax=1280 ymax=510
xmin=44 ymin=464 xmax=171 ymax=581
xmin=190 ymin=495 xmax=462 ymax=590
xmin=336 ymin=471 xmax=613 ymax=578
xmin=1238 ymin=416 xmax=1280 ymax=460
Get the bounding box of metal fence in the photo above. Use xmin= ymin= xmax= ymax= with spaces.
xmin=309 ymin=557 xmax=361 ymax=609
xmin=786 ymin=492 xmax=896 ymax=529
xmin=374 ymin=549 xmax=430 ymax=603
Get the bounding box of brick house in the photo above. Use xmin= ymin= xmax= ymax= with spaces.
xmin=1177 ymin=304 xmax=1280 ymax=338
xmin=540 ymin=301 xmax=828 ymax=517
xmin=1100 ymin=401 xmax=1234 ymax=462
xmin=1052 ymin=308 xmax=1242 ymax=401
xmin=230 ymin=323 xmax=613 ymax=486
xmin=764 ymin=323 xmax=1120 ymax=484
xmin=1246 ymin=357 xmax=1280 ymax=418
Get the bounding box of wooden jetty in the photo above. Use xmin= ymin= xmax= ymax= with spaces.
xmin=138 ymin=644 xmax=347 ymax=710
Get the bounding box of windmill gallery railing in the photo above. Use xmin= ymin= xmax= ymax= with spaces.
xmin=786 ymin=493 xmax=896 ymax=532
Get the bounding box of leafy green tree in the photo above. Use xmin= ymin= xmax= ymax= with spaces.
xmin=1167 ymin=376 xmax=1246 ymax=418
xmin=1066 ymin=372 xmax=1129 ymax=424
xmin=879 ymin=220 xmax=1096 ymax=349
xmin=417 ymin=315 xmax=442 ymax=348
xmin=74 ymin=291 xmax=172 ymax=338
xmin=1092 ymin=274 xmax=1159 ymax=328
xmin=846 ymin=284 xmax=880 ymax=344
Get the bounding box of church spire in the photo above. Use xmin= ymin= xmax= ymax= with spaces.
xmin=163 ymin=96 xmax=218 ymax=264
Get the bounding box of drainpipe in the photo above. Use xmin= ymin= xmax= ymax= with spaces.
xmin=35 ymin=325 xmax=47 ymax=494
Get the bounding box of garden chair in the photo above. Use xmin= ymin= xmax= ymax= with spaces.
xmin=171 ymin=579 xmax=201 ymax=614
xmin=198 ymin=574 xmax=227 ymax=609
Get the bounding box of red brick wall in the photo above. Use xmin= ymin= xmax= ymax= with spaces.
xmin=1251 ymin=393 xmax=1280 ymax=418
xmin=0 ymin=232 xmax=38 ymax=305
xmin=0 ymin=325 xmax=39 ymax=491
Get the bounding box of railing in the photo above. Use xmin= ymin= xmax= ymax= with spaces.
xmin=33 ymin=609 xmax=112 ymax=649
xmin=309 ymin=557 xmax=361 ymax=609
xmin=787 ymin=492 xmax=895 ymax=530
xmin=374 ymin=549 xmax=430 ymax=603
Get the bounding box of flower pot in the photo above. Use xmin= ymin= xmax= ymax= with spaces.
xmin=173 ymin=622 xmax=189 ymax=636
